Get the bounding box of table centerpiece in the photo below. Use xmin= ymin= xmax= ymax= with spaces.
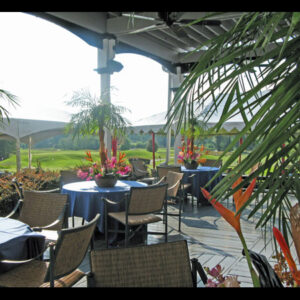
xmin=77 ymin=151 xmax=131 ymax=187
xmin=177 ymin=140 xmax=207 ymax=169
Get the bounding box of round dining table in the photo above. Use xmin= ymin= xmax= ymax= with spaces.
xmin=0 ymin=217 xmax=45 ymax=274
xmin=181 ymin=166 xmax=222 ymax=205
xmin=61 ymin=180 xmax=147 ymax=243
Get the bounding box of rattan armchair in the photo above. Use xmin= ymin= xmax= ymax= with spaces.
xmin=160 ymin=171 xmax=184 ymax=232
xmin=104 ymin=183 xmax=168 ymax=247
xmin=201 ymin=159 xmax=223 ymax=168
xmin=129 ymin=158 xmax=156 ymax=184
xmin=87 ymin=240 xmax=207 ymax=287
xmin=157 ymin=165 xmax=194 ymax=208
xmin=6 ymin=191 xmax=69 ymax=244
xmin=0 ymin=214 xmax=99 ymax=287
xmin=59 ymin=170 xmax=81 ymax=188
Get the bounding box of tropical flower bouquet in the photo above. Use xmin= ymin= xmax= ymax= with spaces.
xmin=177 ymin=140 xmax=207 ymax=169
xmin=77 ymin=151 xmax=131 ymax=187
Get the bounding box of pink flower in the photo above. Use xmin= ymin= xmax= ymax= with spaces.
xmin=77 ymin=170 xmax=88 ymax=180
xmin=95 ymin=173 xmax=102 ymax=179
xmin=208 ymin=264 xmax=222 ymax=277
xmin=206 ymin=279 xmax=218 ymax=287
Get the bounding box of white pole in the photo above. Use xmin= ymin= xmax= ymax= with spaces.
xmin=28 ymin=136 xmax=32 ymax=169
xmin=165 ymin=72 xmax=172 ymax=164
xmin=97 ymin=38 xmax=116 ymax=159
xmin=172 ymin=67 xmax=184 ymax=165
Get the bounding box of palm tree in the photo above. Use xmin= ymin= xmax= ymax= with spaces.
xmin=66 ymin=89 xmax=130 ymax=166
xmin=165 ymin=12 xmax=300 ymax=235
xmin=0 ymin=89 xmax=18 ymax=123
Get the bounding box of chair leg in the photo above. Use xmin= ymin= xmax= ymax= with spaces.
xmin=125 ymin=224 xmax=129 ymax=247
xmin=178 ymin=197 xmax=182 ymax=232
xmin=165 ymin=216 xmax=168 ymax=242
xmin=105 ymin=205 xmax=109 ymax=248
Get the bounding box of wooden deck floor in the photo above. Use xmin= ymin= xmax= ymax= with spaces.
xmin=72 ymin=195 xmax=298 ymax=288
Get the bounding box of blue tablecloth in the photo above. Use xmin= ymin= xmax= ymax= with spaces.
xmin=61 ymin=180 xmax=147 ymax=243
xmin=0 ymin=217 xmax=45 ymax=273
xmin=181 ymin=166 xmax=222 ymax=205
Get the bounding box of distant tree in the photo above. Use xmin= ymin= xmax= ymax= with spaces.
xmin=0 ymin=140 xmax=15 ymax=160
xmin=119 ymin=137 xmax=131 ymax=150
xmin=146 ymin=139 xmax=158 ymax=153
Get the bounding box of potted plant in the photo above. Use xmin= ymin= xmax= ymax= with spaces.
xmin=177 ymin=139 xmax=207 ymax=169
xmin=77 ymin=151 xmax=131 ymax=187
xmin=66 ymin=89 xmax=130 ymax=167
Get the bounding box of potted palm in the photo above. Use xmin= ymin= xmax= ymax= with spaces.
xmin=65 ymin=89 xmax=130 ymax=167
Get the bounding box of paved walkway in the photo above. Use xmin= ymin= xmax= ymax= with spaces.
xmin=72 ymin=195 xmax=298 ymax=287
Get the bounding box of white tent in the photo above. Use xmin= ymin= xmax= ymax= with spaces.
xmin=0 ymin=118 xmax=67 ymax=170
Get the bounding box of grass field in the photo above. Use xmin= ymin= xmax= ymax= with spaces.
xmin=0 ymin=148 xmax=226 ymax=173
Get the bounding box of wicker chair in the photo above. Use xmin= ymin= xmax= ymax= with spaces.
xmin=104 ymin=183 xmax=168 ymax=247
xmin=157 ymin=165 xmax=194 ymax=207
xmin=6 ymin=191 xmax=69 ymax=243
xmin=201 ymin=159 xmax=223 ymax=168
xmin=159 ymin=171 xmax=184 ymax=232
xmin=0 ymin=214 xmax=99 ymax=288
xmin=59 ymin=170 xmax=81 ymax=188
xmin=129 ymin=158 xmax=156 ymax=184
xmin=87 ymin=240 xmax=207 ymax=287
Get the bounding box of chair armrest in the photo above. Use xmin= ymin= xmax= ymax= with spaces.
xmin=32 ymin=203 xmax=68 ymax=231
xmin=5 ymin=199 xmax=23 ymax=218
xmin=168 ymin=179 xmax=182 ymax=191
xmin=29 ymin=188 xmax=60 ymax=193
xmin=102 ymin=197 xmax=119 ymax=206
xmin=151 ymin=176 xmax=166 ymax=186
xmin=0 ymin=243 xmax=52 ymax=265
xmin=134 ymin=167 xmax=149 ymax=175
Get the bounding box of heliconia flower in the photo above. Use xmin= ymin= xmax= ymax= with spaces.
xmin=201 ymin=177 xmax=257 ymax=234
xmin=202 ymin=176 xmax=260 ymax=287
xmin=273 ymin=227 xmax=300 ymax=286
xmin=85 ymin=151 xmax=93 ymax=162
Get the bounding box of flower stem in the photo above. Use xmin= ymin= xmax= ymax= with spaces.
xmin=238 ymin=232 xmax=261 ymax=287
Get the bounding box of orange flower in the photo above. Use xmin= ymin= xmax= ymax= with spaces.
xmin=201 ymin=177 xmax=257 ymax=234
xmin=273 ymin=227 xmax=300 ymax=286
xmin=118 ymin=152 xmax=126 ymax=164
xmin=84 ymin=151 xmax=93 ymax=162
xmin=198 ymin=158 xmax=207 ymax=164
xmin=202 ymin=177 xmax=260 ymax=287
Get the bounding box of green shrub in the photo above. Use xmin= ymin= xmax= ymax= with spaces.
xmin=0 ymin=168 xmax=60 ymax=216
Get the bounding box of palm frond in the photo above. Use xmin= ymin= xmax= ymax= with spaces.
xmin=165 ymin=12 xmax=300 ymax=234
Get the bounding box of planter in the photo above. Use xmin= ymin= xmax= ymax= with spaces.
xmin=95 ymin=176 xmax=117 ymax=188
xmin=184 ymin=160 xmax=199 ymax=170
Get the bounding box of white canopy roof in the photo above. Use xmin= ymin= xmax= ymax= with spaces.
xmin=0 ymin=118 xmax=67 ymax=144
xmin=28 ymin=12 xmax=265 ymax=74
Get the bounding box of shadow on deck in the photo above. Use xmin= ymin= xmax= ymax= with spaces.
xmin=72 ymin=196 xmax=295 ymax=287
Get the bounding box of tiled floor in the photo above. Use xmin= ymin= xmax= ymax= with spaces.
xmin=72 ymin=195 xmax=297 ymax=287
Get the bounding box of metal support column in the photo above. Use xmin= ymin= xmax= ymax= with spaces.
xmin=97 ymin=38 xmax=116 ymax=159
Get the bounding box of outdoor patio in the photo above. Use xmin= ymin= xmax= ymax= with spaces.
xmin=72 ymin=194 xmax=298 ymax=288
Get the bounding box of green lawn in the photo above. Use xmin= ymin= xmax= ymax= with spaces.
xmin=0 ymin=148 xmax=235 ymax=173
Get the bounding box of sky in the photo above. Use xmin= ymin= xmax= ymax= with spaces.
xmin=0 ymin=12 xmax=169 ymax=124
